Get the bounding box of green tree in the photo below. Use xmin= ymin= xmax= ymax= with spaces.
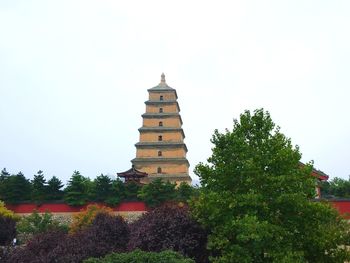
xmin=192 ymin=109 xmax=350 ymax=263
xmin=105 ymin=178 xmax=125 ymax=205
xmin=138 ymin=178 xmax=176 ymax=207
xmin=176 ymin=182 xmax=198 ymax=203
xmin=64 ymin=171 xmax=90 ymax=206
xmin=31 ymin=170 xmax=47 ymax=203
xmin=47 ymin=176 xmax=64 ymax=200
xmin=93 ymin=174 xmax=113 ymax=202
xmin=0 ymin=168 xmax=10 ymax=200
xmin=320 ymin=177 xmax=350 ymax=198
xmin=2 ymin=172 xmax=31 ymax=203
xmin=124 ymin=181 xmax=142 ymax=201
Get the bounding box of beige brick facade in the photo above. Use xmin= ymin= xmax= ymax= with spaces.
xmin=146 ymin=104 xmax=179 ymax=113
xmin=142 ymin=117 xmax=182 ymax=127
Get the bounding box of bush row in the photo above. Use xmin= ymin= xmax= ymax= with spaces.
xmin=1 ymin=204 xmax=208 ymax=263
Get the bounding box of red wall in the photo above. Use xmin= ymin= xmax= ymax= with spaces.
xmin=6 ymin=201 xmax=350 ymax=217
xmin=6 ymin=202 xmax=147 ymax=214
xmin=329 ymin=200 xmax=350 ymax=217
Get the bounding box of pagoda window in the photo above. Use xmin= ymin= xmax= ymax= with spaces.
xmin=159 ymin=121 xmax=163 ymax=126
xmin=158 ymin=135 xmax=163 ymax=141
xmin=157 ymin=167 xmax=162 ymax=173
xmin=159 ymin=108 xmax=163 ymax=113
xmin=158 ymin=151 xmax=162 ymax=156
xmin=160 ymin=95 xmax=163 ymax=101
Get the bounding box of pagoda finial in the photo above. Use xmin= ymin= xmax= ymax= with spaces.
xmin=161 ymin=73 xmax=166 ymax=83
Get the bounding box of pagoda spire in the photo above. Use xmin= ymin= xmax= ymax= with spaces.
xmin=161 ymin=73 xmax=166 ymax=83
xmin=159 ymin=73 xmax=167 ymax=87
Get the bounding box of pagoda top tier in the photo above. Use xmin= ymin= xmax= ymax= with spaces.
xmin=148 ymin=73 xmax=175 ymax=91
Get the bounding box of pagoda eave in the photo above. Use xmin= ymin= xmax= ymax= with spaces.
xmin=138 ymin=127 xmax=185 ymax=138
xmin=135 ymin=142 xmax=188 ymax=152
xmin=132 ymin=158 xmax=190 ymax=166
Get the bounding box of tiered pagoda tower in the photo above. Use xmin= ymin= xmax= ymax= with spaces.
xmin=131 ymin=74 xmax=191 ymax=185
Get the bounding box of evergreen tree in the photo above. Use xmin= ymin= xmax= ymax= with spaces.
xmin=124 ymin=181 xmax=142 ymax=201
xmin=93 ymin=174 xmax=113 ymax=202
xmin=3 ymin=172 xmax=31 ymax=203
xmin=64 ymin=171 xmax=90 ymax=206
xmin=105 ymin=178 xmax=125 ymax=206
xmin=138 ymin=178 xmax=176 ymax=207
xmin=47 ymin=176 xmax=64 ymax=200
xmin=0 ymin=168 xmax=10 ymax=200
xmin=31 ymin=170 xmax=47 ymax=203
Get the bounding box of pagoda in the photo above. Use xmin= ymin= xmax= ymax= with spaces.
xmin=131 ymin=74 xmax=191 ymax=185
xmin=117 ymin=165 xmax=148 ymax=184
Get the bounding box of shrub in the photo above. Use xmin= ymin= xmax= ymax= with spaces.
xmin=0 ymin=201 xmax=19 ymax=246
xmin=84 ymin=249 xmax=195 ymax=263
xmin=0 ymin=200 xmax=19 ymax=220
xmin=16 ymin=210 xmax=68 ymax=243
xmin=47 ymin=213 xmax=129 ymax=262
xmin=6 ymin=213 xmax=129 ymax=263
xmin=129 ymin=204 xmax=208 ymax=263
xmin=86 ymin=213 xmax=129 ymax=253
xmin=5 ymin=230 xmax=67 ymax=263
xmin=0 ymin=215 xmax=17 ymax=246
xmin=69 ymin=204 xmax=113 ymax=233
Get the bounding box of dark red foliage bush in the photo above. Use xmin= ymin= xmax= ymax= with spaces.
xmin=6 ymin=214 xmax=129 ymax=263
xmin=128 ymin=204 xmax=209 ymax=263
xmin=87 ymin=212 xmax=130 ymax=253
xmin=47 ymin=213 xmax=129 ymax=262
xmin=6 ymin=230 xmax=66 ymax=263
xmin=0 ymin=215 xmax=16 ymax=246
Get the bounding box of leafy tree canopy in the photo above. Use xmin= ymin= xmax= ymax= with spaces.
xmin=192 ymin=109 xmax=350 ymax=263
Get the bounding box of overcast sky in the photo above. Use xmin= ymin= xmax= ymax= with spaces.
xmin=0 ymin=1 xmax=349 ymax=184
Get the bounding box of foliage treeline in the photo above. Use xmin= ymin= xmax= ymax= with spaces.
xmin=0 ymin=169 xmax=197 ymax=206
xmin=320 ymin=176 xmax=350 ymax=198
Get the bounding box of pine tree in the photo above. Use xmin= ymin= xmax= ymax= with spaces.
xmin=93 ymin=174 xmax=113 ymax=202
xmin=64 ymin=171 xmax=90 ymax=206
xmin=4 ymin=172 xmax=31 ymax=203
xmin=0 ymin=168 xmax=10 ymax=200
xmin=47 ymin=176 xmax=64 ymax=200
xmin=31 ymin=170 xmax=47 ymax=203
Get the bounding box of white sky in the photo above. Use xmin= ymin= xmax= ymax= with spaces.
xmin=0 ymin=0 xmax=349 ymax=184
